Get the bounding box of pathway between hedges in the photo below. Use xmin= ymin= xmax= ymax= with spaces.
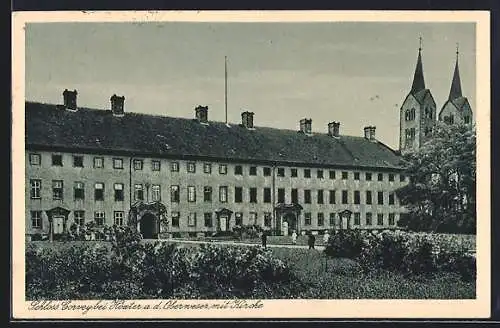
xmin=145 ymin=239 xmax=326 ymax=251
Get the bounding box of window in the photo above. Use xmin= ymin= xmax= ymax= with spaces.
xmin=203 ymin=163 xmax=212 ymax=174
xmin=400 ymin=174 xmax=406 ymax=182
xmin=114 ymin=211 xmax=125 ymax=226
xmin=329 ymin=190 xmax=336 ymax=204
xmin=263 ymin=188 xmax=271 ymax=203
xmin=29 ymin=153 xmax=41 ymax=166
xmin=52 ymin=180 xmax=63 ymax=200
xmin=389 ymin=174 xmax=395 ymax=182
xmin=171 ymin=212 xmax=180 ymax=227
xmin=342 ymin=171 xmax=348 ymax=180
xmin=171 ymin=185 xmax=180 ymax=202
xmin=354 ymin=191 xmax=360 ymax=204
xmin=389 ymin=213 xmax=396 ymax=226
xmin=377 ymin=214 xmax=384 ymax=226
xmin=366 ymin=191 xmax=372 ymax=205
xmin=134 ymin=184 xmax=144 ymax=201
xmin=329 ymin=170 xmax=336 ymax=179
xmin=204 ymin=213 xmax=213 ymax=227
xmin=187 ymin=186 xmax=196 ymax=202
xmin=317 ymin=190 xmax=324 ymax=204
xmin=219 ymin=164 xmax=227 ymax=175
xmin=31 ymin=211 xmax=42 ymax=228
xmin=94 ymin=157 xmax=104 ymax=168
xmin=263 ymin=167 xmax=271 ymax=176
xmin=219 ymin=186 xmax=228 ymax=202
xmin=74 ymin=181 xmax=85 ymax=200
xmin=264 ymin=213 xmax=272 ymax=227
xmin=187 ymin=162 xmax=196 ymax=173
xmin=234 ymin=187 xmax=243 ymax=203
xmin=171 ymin=162 xmax=179 ymax=172
xmin=94 ymin=211 xmax=105 ymax=226
xmin=235 ymin=212 xmax=243 ymax=226
xmin=114 ymin=183 xmax=124 ymax=201
xmin=304 ymin=213 xmax=312 ymax=226
xmin=304 ymin=169 xmax=311 ymax=178
xmin=74 ymin=211 xmax=85 ymax=226
xmin=204 ymin=186 xmax=212 ymax=202
xmin=378 ymin=191 xmax=384 ymax=205
xmin=329 ymin=213 xmax=336 ymax=226
xmin=73 ymin=155 xmax=84 ymax=168
xmin=291 ymin=189 xmax=298 ymax=203
xmin=152 ymin=160 xmax=161 ymax=171
xmin=304 ymin=190 xmax=311 ymax=204
xmin=52 ymin=154 xmax=63 ymax=166
xmin=366 ymin=173 xmax=372 ymax=181
xmin=249 ymin=212 xmax=257 ymax=225
xmin=354 ymin=212 xmax=361 ymax=225
xmin=152 ymin=185 xmax=161 ymax=201
xmin=30 ymin=179 xmax=41 ymax=199
xmin=249 ymin=166 xmax=257 ymax=176
xmin=377 ymin=173 xmax=383 ymax=181
xmin=317 ymin=213 xmax=324 ymax=226
xmin=342 ymin=190 xmax=348 ymax=204
xmin=249 ymin=188 xmax=257 ymax=203
xmin=389 ymin=193 xmax=395 ymax=205
xmin=464 ymin=116 xmax=470 ymax=124
xmin=235 ymin=165 xmax=243 ymax=175
xmin=366 ymin=213 xmax=372 ymax=226
xmin=188 ymin=213 xmax=197 ymax=227
xmin=291 ymin=168 xmax=298 ymax=177
xmin=113 ymin=158 xmax=123 ymax=169
xmin=317 ymin=170 xmax=324 ymax=179
xmin=354 ymin=172 xmax=360 ymax=180
xmin=278 ymin=188 xmax=285 ymax=203
xmin=277 ymin=168 xmax=285 ymax=177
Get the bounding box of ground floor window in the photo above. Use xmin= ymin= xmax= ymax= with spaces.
xmin=235 ymin=212 xmax=243 ymax=226
xmin=74 ymin=210 xmax=85 ymax=226
xmin=204 ymin=213 xmax=213 ymax=227
xmin=188 ymin=213 xmax=197 ymax=227
xmin=114 ymin=211 xmax=124 ymax=226
xmin=249 ymin=212 xmax=257 ymax=225
xmin=329 ymin=213 xmax=335 ymax=226
xmin=317 ymin=213 xmax=324 ymax=226
xmin=264 ymin=212 xmax=272 ymax=227
xmin=304 ymin=212 xmax=311 ymax=226
xmin=171 ymin=212 xmax=180 ymax=227
xmin=354 ymin=212 xmax=361 ymax=225
xmin=31 ymin=211 xmax=42 ymax=228
xmin=94 ymin=211 xmax=105 ymax=226
xmin=389 ymin=213 xmax=396 ymax=226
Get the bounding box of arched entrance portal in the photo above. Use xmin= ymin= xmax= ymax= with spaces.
xmin=283 ymin=212 xmax=297 ymax=236
xmin=140 ymin=212 xmax=158 ymax=239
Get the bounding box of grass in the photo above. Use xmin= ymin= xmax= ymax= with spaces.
xmin=27 ymin=240 xmax=476 ymax=299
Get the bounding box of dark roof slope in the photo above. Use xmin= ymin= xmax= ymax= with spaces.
xmin=25 ymin=102 xmax=405 ymax=170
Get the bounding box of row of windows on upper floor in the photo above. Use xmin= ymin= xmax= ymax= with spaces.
xmin=404 ymin=107 xmax=433 ymax=121
xmin=29 ymin=209 xmax=399 ymax=229
xmin=29 ymin=179 xmax=399 ymax=206
xmin=28 ymin=153 xmax=407 ymax=182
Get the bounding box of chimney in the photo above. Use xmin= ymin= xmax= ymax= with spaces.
xmin=63 ymin=89 xmax=78 ymax=111
xmin=195 ymin=105 xmax=208 ymax=124
xmin=328 ymin=121 xmax=340 ymax=137
xmin=110 ymin=94 xmax=125 ymax=116
xmin=299 ymin=118 xmax=312 ymax=135
xmin=364 ymin=126 xmax=371 ymax=140
xmin=241 ymin=111 xmax=255 ymax=129
xmin=370 ymin=126 xmax=377 ymax=141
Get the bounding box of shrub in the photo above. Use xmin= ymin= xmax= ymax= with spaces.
xmin=324 ymin=230 xmax=365 ymax=259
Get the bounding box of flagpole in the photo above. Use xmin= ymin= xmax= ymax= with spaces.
xmin=225 ymin=56 xmax=228 ymax=125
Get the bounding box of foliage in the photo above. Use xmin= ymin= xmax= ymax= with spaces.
xmin=325 ymin=230 xmax=476 ymax=281
xmin=396 ymin=122 xmax=476 ymax=233
xmin=232 ymin=224 xmax=263 ymax=239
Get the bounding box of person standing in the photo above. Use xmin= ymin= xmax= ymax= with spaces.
xmin=323 ymin=230 xmax=330 ymax=244
xmin=291 ymin=230 xmax=297 ymax=245
xmin=261 ymin=230 xmax=267 ymax=249
xmin=308 ymin=232 xmax=316 ymax=250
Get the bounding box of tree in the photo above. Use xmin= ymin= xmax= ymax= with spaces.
xmin=396 ymin=122 xmax=476 ymax=233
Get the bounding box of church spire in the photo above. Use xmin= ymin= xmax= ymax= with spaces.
xmin=410 ymin=37 xmax=426 ymax=94
xmin=448 ymin=43 xmax=463 ymax=100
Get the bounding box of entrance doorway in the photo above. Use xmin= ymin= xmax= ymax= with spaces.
xmin=283 ymin=212 xmax=297 ymax=235
xmin=219 ymin=215 xmax=228 ymax=232
xmin=52 ymin=216 xmax=65 ymax=235
xmin=140 ymin=213 xmax=157 ymax=239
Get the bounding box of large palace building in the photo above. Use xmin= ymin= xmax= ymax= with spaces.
xmin=24 ymin=43 xmax=472 ymax=240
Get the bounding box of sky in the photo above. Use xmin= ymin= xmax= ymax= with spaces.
xmin=25 ymin=22 xmax=476 ymax=149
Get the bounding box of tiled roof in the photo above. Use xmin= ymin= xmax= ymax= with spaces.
xmin=25 ymin=102 xmax=405 ymax=170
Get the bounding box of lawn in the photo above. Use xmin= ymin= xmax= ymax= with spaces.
xmin=27 ymin=240 xmax=475 ymax=299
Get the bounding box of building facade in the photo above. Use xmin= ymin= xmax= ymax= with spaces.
xmin=25 ymin=91 xmax=408 ymax=240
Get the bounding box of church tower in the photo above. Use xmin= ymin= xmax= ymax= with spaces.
xmin=399 ymin=38 xmax=437 ymax=154
xmin=438 ymin=45 xmax=473 ymax=125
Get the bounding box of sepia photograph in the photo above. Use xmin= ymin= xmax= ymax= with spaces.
xmin=12 ymin=11 xmax=490 ymax=319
